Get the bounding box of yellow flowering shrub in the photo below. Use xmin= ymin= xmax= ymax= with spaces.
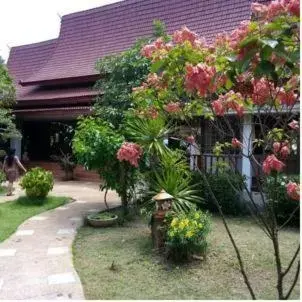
xmin=165 ymin=209 xmax=210 ymax=262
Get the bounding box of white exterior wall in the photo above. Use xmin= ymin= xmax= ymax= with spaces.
xmin=10 ymin=137 xmax=22 ymax=159
xmin=241 ymin=115 xmax=253 ymax=192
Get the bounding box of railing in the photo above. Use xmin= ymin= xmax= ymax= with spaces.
xmin=190 ymin=153 xmax=242 ymax=174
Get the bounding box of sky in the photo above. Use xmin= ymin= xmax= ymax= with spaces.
xmin=1 ymin=0 xmax=122 ymax=62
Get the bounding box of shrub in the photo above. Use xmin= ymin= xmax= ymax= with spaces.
xmin=0 ymin=170 xmax=6 ymax=194
xmin=0 ymin=170 xmax=5 ymax=185
xmin=265 ymin=174 xmax=300 ymax=227
xmin=51 ymin=151 xmax=76 ymax=181
xmin=144 ymin=150 xmax=202 ymax=213
xmin=192 ymin=171 xmax=248 ymax=216
xmin=20 ymin=167 xmax=54 ymax=198
xmin=165 ymin=209 xmax=211 ymax=262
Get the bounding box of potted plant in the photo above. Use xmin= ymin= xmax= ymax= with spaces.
xmin=51 ymin=150 xmax=76 ymax=181
xmin=86 ymin=209 xmax=118 ymax=227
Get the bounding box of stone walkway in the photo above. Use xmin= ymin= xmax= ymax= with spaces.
xmin=0 ymin=181 xmax=120 ymax=300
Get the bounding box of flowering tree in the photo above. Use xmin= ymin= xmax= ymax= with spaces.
xmin=0 ymin=58 xmax=20 ymax=145
xmin=130 ymin=0 xmax=300 ymax=299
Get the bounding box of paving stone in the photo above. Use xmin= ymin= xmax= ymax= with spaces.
xmin=0 ymin=249 xmax=16 ymax=257
xmin=29 ymin=216 xmax=48 ymax=221
xmin=47 ymin=273 xmax=76 ymax=285
xmin=0 ymin=181 xmax=120 ymax=299
xmin=57 ymin=229 xmax=75 ymax=235
xmin=57 ymin=206 xmax=69 ymax=210
xmin=26 ymin=277 xmax=47 ymax=285
xmin=87 ymin=208 xmax=99 ymax=212
xmin=69 ymin=217 xmax=82 ymax=221
xmin=47 ymin=247 xmax=69 ymax=255
xmin=15 ymin=230 xmax=34 ymax=236
xmin=76 ymin=200 xmax=87 ymax=204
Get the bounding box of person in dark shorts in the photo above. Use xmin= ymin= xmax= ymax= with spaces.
xmin=2 ymin=149 xmax=27 ymax=196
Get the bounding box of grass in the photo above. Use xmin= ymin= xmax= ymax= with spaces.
xmin=0 ymin=186 xmax=6 ymax=196
xmin=73 ymin=215 xmax=300 ymax=300
xmin=0 ymin=195 xmax=69 ymax=242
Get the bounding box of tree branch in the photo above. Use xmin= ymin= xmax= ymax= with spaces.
xmin=282 ymin=245 xmax=300 ymax=277
xmin=284 ymin=261 xmax=300 ymax=299
xmin=198 ymin=168 xmax=256 ymax=299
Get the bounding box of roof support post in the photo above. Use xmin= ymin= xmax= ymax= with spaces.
xmin=241 ymin=114 xmax=254 ymax=192
xmin=189 ymin=142 xmax=200 ymax=171
xmin=10 ymin=137 xmax=22 ymax=159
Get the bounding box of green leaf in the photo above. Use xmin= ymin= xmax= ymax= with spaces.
xmin=239 ymin=36 xmax=258 ymax=48
xmin=260 ymin=45 xmax=273 ymax=60
xmin=226 ymin=55 xmax=237 ymax=62
xmin=254 ymin=60 xmax=275 ymax=76
xmin=150 ymin=60 xmax=164 ymax=73
xmin=261 ymin=39 xmax=279 ymax=49
xmin=225 ymin=78 xmax=233 ymax=90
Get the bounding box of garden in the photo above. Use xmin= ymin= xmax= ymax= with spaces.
xmin=71 ymin=2 xmax=300 ymax=300
xmin=0 ymin=0 xmax=300 ymax=300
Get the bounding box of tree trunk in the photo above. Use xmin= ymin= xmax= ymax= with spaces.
xmin=120 ymin=162 xmax=128 ymax=216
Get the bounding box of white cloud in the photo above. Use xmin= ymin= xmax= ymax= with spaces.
xmin=1 ymin=0 xmax=121 ymax=62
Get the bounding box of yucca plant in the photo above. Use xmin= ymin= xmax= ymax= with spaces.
xmin=125 ymin=116 xmax=171 ymax=158
xmin=145 ymin=150 xmax=202 ymax=213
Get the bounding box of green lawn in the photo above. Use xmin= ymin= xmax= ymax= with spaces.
xmin=0 ymin=186 xmax=6 ymax=196
xmin=0 ymin=196 xmax=69 ymax=242
xmin=73 ymin=215 xmax=299 ymax=300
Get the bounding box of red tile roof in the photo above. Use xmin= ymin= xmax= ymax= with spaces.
xmin=15 ymin=0 xmax=256 ymax=86
xmin=7 ymin=39 xmax=57 ymax=100
xmin=14 ymin=86 xmax=98 ymax=106
xmin=7 ymin=39 xmax=98 ymax=104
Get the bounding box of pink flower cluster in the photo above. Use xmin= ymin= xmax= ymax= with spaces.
xmin=287 ymin=76 xmax=299 ymax=90
xmin=173 ymin=26 xmax=207 ymax=47
xmin=214 ymin=32 xmax=230 ymax=47
xmin=229 ymin=21 xmax=251 ymax=50
xmin=164 ymin=102 xmax=181 ymax=113
xmin=147 ymin=107 xmax=159 ymax=119
xmin=185 ymin=63 xmax=216 ymax=96
xmin=273 ymin=141 xmax=291 ymax=159
xmin=232 ymin=138 xmax=243 ymax=148
xmin=185 ymin=135 xmax=195 ymax=144
xmin=270 ymin=53 xmax=286 ymax=65
xmin=236 ymin=71 xmax=252 ymax=83
xmin=212 ymin=91 xmax=244 ymax=117
xmin=251 ymin=0 xmax=299 ymax=20
xmin=146 ymin=73 xmax=160 ymax=86
xmin=286 ymin=182 xmax=300 ymax=201
xmin=288 ymin=0 xmax=300 ymax=16
xmin=251 ymin=78 xmax=275 ymax=106
xmin=277 ymin=88 xmax=297 ymax=106
xmin=140 ymin=38 xmax=172 ymax=58
xmin=288 ymin=120 xmax=299 ymax=130
xmin=262 ymin=154 xmax=285 ymax=175
xmin=117 ymin=142 xmax=143 ymax=168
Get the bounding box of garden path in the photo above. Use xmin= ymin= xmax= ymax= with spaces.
xmin=0 ymin=181 xmax=120 ymax=300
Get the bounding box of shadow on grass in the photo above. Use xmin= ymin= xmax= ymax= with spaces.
xmin=16 ymin=196 xmax=49 ymax=206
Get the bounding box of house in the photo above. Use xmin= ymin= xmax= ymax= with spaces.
xmin=8 ymin=0 xmax=296 ymax=187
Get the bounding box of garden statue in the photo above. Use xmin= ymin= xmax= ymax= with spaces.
xmin=151 ymin=189 xmax=173 ymax=250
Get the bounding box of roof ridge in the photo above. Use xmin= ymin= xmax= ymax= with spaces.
xmin=61 ymin=0 xmax=149 ymax=20
xmin=10 ymin=38 xmax=58 ymax=51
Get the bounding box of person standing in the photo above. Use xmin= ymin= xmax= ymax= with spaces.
xmin=2 ymin=148 xmax=27 ymax=196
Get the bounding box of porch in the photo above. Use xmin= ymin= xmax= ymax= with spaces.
xmin=188 ymin=114 xmax=300 ymax=192
xmin=10 ymin=109 xmax=99 ymax=182
xmin=190 ymin=153 xmax=299 ymax=191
